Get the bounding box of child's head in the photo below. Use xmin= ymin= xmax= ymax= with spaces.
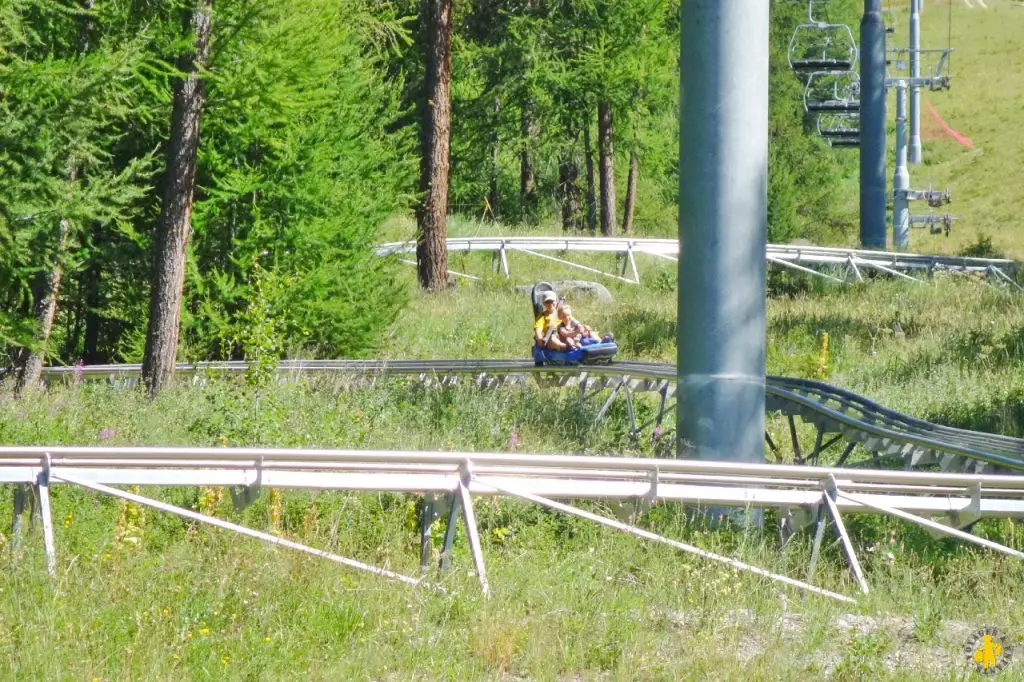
xmin=557 ymin=304 xmax=573 ymax=322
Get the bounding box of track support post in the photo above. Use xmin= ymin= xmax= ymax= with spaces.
xmin=458 ymin=462 xmax=490 ymax=597
xmin=823 ymin=475 xmax=869 ymax=595
xmin=36 ymin=455 xmax=57 ymax=578
xmin=438 ymin=491 xmax=461 ymax=574
xmin=419 ymin=493 xmax=443 ymax=574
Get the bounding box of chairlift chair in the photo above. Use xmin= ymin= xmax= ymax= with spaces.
xmin=803 ymin=71 xmax=860 ymax=115
xmin=787 ymin=1 xmax=859 ymax=75
xmin=816 ymin=112 xmax=860 ymax=148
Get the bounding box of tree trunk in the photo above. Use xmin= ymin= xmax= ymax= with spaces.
xmin=558 ymin=153 xmax=581 ymax=232
xmin=14 ymin=217 xmax=72 ymax=396
xmin=83 ymin=224 xmax=104 ymax=364
xmin=622 ymin=151 xmax=639 ymax=235
xmin=519 ymin=107 xmax=538 ymax=220
xmin=486 ymin=96 xmax=500 ymax=221
xmin=597 ymin=100 xmax=616 ymax=237
xmin=415 ymin=0 xmax=453 ymax=291
xmin=141 ymin=0 xmax=214 ymax=397
xmin=584 ymin=121 xmax=597 ymax=234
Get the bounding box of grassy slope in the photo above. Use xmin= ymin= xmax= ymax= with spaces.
xmin=4 ymin=374 xmax=1024 ymax=681
xmin=8 ymin=5 xmax=1024 ymax=677
xmin=6 ymin=264 xmax=1024 ymax=679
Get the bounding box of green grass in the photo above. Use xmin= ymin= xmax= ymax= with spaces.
xmin=8 ymin=264 xmax=1024 ymax=678
xmin=4 ymin=380 xmax=1024 ymax=680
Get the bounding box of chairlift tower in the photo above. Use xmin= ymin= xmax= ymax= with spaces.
xmin=788 ymin=0 xmax=955 ymax=249
xmin=886 ymin=0 xmax=955 ymax=246
xmin=860 ymin=0 xmax=888 ymax=249
xmin=889 ymin=0 xmax=951 ymax=165
xmin=892 ymin=80 xmax=952 ymax=248
xmin=678 ymin=0 xmax=768 ymax=498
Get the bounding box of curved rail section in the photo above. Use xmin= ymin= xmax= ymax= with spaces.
xmin=375 ymin=237 xmax=1021 ymax=289
xmin=5 ymin=445 xmax=1024 ymax=605
xmin=40 ymin=359 xmax=1024 ymax=476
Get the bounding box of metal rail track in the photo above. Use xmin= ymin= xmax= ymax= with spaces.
xmin=375 ymin=237 xmax=1021 ymax=288
xmin=40 ymin=359 xmax=1024 ymax=476
xmin=5 ymin=444 xmax=1024 ymax=603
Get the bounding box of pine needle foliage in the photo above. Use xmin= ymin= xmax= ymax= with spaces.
xmin=186 ymin=0 xmax=415 ymax=359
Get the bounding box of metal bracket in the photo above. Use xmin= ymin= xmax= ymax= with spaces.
xmin=229 ymin=458 xmax=264 ymax=513
xmin=947 ymin=481 xmax=982 ymax=532
xmin=908 ymin=212 xmax=955 ymax=236
xmin=845 ymin=255 xmax=863 ymax=282
xmin=499 ymin=241 xmax=510 ymax=278
xmin=896 ymin=187 xmax=951 ymax=208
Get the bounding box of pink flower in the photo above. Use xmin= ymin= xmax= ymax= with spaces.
xmin=98 ymin=428 xmax=117 ymax=440
xmin=507 ymin=432 xmax=520 ymax=452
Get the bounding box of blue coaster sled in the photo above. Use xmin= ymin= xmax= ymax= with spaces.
xmin=532 ymin=339 xmax=618 ymax=366
xmin=529 ymin=280 xmax=618 ymax=366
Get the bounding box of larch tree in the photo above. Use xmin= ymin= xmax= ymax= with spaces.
xmin=416 ymin=0 xmax=453 ymax=291
xmin=597 ymin=100 xmax=616 ymax=236
xmin=141 ymin=0 xmax=214 ymax=396
xmin=1 ymin=0 xmax=156 ymax=392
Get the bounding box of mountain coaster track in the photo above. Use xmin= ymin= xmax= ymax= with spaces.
xmin=375 ymin=237 xmax=1022 ymax=289
xmin=41 ymin=358 xmax=1024 ymax=477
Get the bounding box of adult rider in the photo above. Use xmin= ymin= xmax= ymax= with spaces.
xmin=533 ymin=291 xmax=569 ymax=351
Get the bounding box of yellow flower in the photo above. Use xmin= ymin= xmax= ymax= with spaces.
xmin=199 ymin=626 xmax=211 ymax=636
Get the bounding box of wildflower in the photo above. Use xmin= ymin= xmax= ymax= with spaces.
xmin=263 ymin=636 xmax=271 ymax=644
xmin=221 ymin=655 xmax=230 ymax=666
xmin=63 ymin=512 xmax=73 ymax=527
xmin=74 ymin=359 xmax=85 ymax=380
xmin=199 ymin=625 xmax=211 ymax=636
xmin=98 ymin=428 xmax=116 ymax=440
xmin=507 ymin=431 xmax=520 ymax=452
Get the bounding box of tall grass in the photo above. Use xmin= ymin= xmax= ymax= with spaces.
xmin=3 ymin=379 xmax=1024 ymax=680
xmin=7 ymin=265 xmax=1024 ymax=677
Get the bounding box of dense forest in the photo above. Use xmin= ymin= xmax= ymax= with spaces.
xmin=0 ymin=0 xmax=856 ymax=389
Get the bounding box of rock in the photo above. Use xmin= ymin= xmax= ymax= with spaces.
xmin=515 ymin=280 xmax=614 ymax=305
